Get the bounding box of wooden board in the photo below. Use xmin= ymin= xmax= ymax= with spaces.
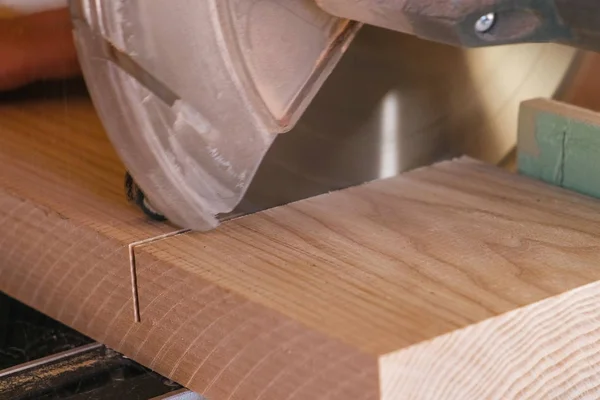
xmin=518 ymin=98 xmax=600 ymax=199
xmin=4 ymin=90 xmax=600 ymax=399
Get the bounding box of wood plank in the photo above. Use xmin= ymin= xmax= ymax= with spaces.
xmin=518 ymin=98 xmax=600 ymax=198
xmin=3 ymin=92 xmax=600 ymax=399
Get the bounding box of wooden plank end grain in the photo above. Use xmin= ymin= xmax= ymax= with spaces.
xmin=381 ymin=281 xmax=600 ymax=399
xmin=4 ymin=95 xmax=600 ymax=398
xmin=518 ymin=98 xmax=600 ymax=198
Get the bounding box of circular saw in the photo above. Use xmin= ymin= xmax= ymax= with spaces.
xmin=65 ymin=0 xmax=591 ymax=230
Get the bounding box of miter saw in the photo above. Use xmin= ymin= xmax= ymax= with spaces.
xmin=67 ymin=0 xmax=596 ymax=231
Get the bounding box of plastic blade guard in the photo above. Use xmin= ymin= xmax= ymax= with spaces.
xmin=70 ymin=0 xmax=359 ymax=230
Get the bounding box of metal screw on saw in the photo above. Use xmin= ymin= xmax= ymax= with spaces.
xmin=475 ymin=13 xmax=496 ymax=34
xmin=124 ymin=172 xmax=167 ymax=222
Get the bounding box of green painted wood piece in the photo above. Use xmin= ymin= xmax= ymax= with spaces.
xmin=518 ymin=98 xmax=600 ymax=199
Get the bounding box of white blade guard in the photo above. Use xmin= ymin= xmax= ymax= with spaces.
xmin=70 ymin=0 xmax=359 ymax=230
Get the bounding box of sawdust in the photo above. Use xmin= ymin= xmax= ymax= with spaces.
xmin=0 ymin=354 xmax=104 ymax=393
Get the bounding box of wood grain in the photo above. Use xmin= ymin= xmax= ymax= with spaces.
xmin=3 ymin=93 xmax=600 ymax=398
